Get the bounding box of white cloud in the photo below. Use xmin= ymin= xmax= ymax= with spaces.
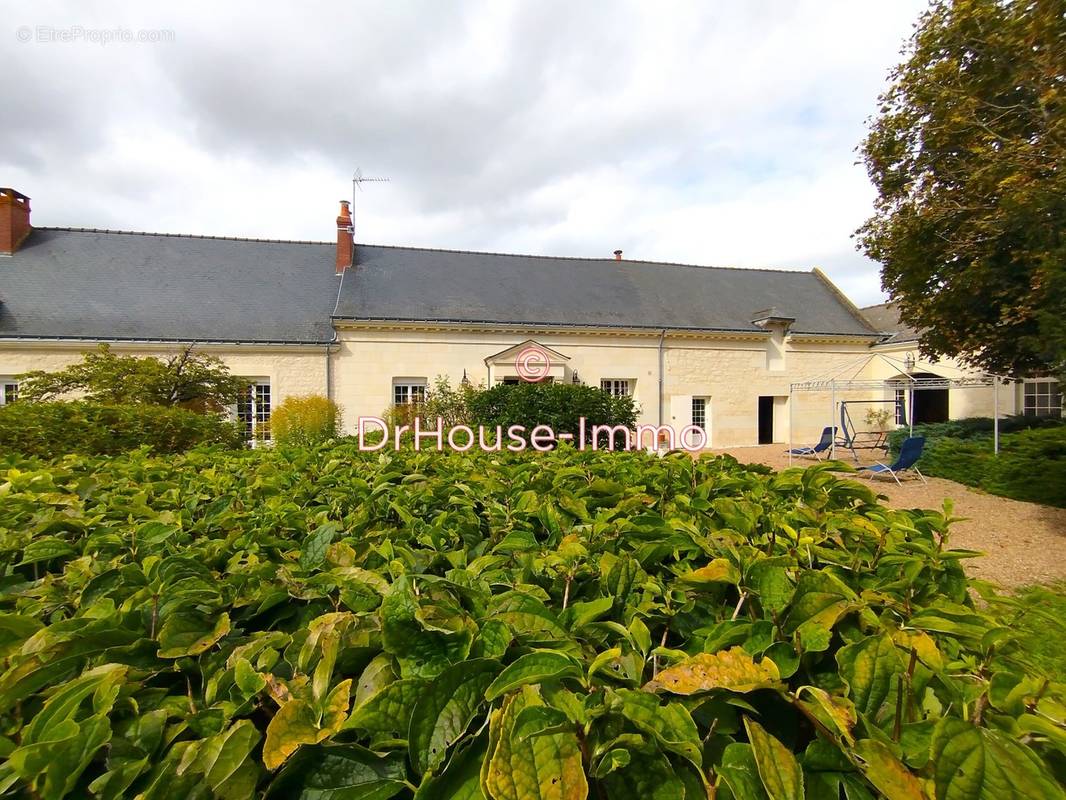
xmin=1 ymin=0 xmax=925 ymax=306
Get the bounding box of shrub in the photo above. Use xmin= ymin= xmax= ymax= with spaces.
xmin=422 ymin=375 xmax=480 ymax=428
xmin=382 ymin=402 xmax=421 ymax=431
xmin=0 ymin=401 xmax=244 ymax=458
xmin=942 ymin=427 xmax=1065 ymax=506
xmin=468 ymin=381 xmax=638 ymax=446
xmin=269 ymin=395 xmax=341 ymax=446
xmin=887 ymin=414 xmax=1064 ymax=454
xmin=890 ymin=424 xmax=1066 ymax=507
xmin=380 ymin=377 xmax=480 ymax=436
xmin=0 ymin=445 xmax=1061 ymax=796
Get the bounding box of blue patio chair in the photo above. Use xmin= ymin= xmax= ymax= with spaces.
xmin=860 ymin=436 xmax=927 ymax=486
xmin=786 ymin=426 xmax=836 ymax=460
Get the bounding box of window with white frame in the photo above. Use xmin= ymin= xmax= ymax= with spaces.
xmin=236 ymin=381 xmax=271 ymax=440
xmin=1023 ymin=379 xmax=1062 ymax=418
xmin=393 ymin=380 xmax=426 ymax=407
xmin=0 ymin=379 xmax=17 ymax=406
xmin=600 ymin=379 xmax=632 ymax=398
xmin=691 ymin=397 xmax=707 ymax=433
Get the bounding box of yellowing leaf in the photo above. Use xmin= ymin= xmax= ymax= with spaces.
xmin=263 ymin=682 xmax=351 ymax=772
xmin=853 ymin=739 xmax=927 ymax=800
xmin=837 ymin=634 xmax=904 ymax=720
xmin=784 ymin=571 xmax=857 ymax=634
xmin=892 ymin=629 xmax=944 ymax=672
xmin=744 ymin=717 xmax=803 ymax=800
xmin=483 ymin=686 xmax=587 ymax=800
xmin=678 ymin=559 xmax=740 ymax=588
xmin=263 ymin=700 xmax=321 ymax=771
xmin=157 ymin=612 xmax=231 ymax=659
xmin=642 ymin=647 xmax=781 ymax=695
xmin=796 ymin=686 xmax=857 ymax=745
xmin=321 ymin=679 xmax=353 ymax=731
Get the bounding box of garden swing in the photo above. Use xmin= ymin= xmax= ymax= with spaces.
xmin=786 ymin=351 xmax=1005 ymax=468
xmin=835 ymin=397 xmax=906 ymax=462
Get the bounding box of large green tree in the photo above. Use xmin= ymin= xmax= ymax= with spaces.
xmin=17 ymin=344 xmax=247 ymax=411
xmin=858 ymin=0 xmax=1065 ymax=378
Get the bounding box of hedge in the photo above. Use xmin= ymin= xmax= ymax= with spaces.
xmin=887 ymin=414 xmax=1063 ymax=452
xmin=890 ymin=424 xmax=1066 ymax=507
xmin=0 ymin=401 xmax=245 ymax=458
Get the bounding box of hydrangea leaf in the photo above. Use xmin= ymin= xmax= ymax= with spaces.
xmin=643 ymin=647 xmax=781 ymax=695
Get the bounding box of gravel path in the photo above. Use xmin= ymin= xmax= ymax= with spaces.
xmin=710 ymin=445 xmax=1066 ymax=589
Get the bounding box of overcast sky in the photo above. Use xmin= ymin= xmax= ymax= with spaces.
xmin=2 ymin=1 xmax=926 ymax=306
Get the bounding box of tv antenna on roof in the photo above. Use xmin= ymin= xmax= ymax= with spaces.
xmin=352 ymin=166 xmax=389 ymax=197
xmin=350 ymin=168 xmax=390 ymax=228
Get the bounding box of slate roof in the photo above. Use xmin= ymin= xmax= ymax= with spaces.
xmin=860 ymin=301 xmax=920 ymax=344
xmin=0 ymin=228 xmax=339 ymax=343
xmin=0 ymin=228 xmax=880 ymax=342
xmin=334 ymin=244 xmax=879 ymax=337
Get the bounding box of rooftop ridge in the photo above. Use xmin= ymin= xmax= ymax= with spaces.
xmin=356 ymin=240 xmax=812 ymax=274
xmin=36 ymin=227 xmax=825 ymax=277
xmin=37 ymin=226 xmax=333 ymax=246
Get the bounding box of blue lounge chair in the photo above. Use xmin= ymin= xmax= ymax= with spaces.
xmin=786 ymin=427 xmax=836 ymax=460
xmin=860 ymin=436 xmax=927 ymax=486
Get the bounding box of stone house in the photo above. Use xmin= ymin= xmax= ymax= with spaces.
xmin=1 ymin=187 xmax=1056 ymax=446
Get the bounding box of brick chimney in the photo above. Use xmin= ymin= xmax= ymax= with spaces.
xmin=0 ymin=188 xmax=31 ymax=256
xmin=613 ymin=249 xmax=623 ymax=260
xmin=336 ymin=200 xmax=353 ymax=273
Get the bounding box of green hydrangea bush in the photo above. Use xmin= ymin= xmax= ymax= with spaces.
xmin=0 ymin=445 xmax=1062 ymax=798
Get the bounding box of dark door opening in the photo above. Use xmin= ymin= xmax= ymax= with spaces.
xmin=758 ymin=396 xmax=774 ymax=444
xmin=913 ymin=389 xmax=949 ymax=424
xmin=906 ymin=374 xmax=950 ymax=424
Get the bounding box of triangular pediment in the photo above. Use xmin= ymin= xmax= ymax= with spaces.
xmin=484 ymin=339 xmax=570 ymax=365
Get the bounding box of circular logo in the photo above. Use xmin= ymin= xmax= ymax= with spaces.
xmin=16 ymin=26 xmax=33 ymax=43
xmin=514 ymin=345 xmax=551 ymax=382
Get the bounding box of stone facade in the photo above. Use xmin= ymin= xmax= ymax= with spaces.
xmin=330 ymin=324 xmax=879 ymax=447
xmin=1 ymin=329 xmax=1024 ymax=449
xmin=0 ymin=342 xmax=329 ymax=410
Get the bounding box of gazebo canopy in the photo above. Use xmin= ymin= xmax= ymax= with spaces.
xmin=787 ymin=352 xmax=1007 ymax=462
xmin=789 ymin=352 xmax=998 ymax=393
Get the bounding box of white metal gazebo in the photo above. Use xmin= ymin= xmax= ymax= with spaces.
xmin=787 ymin=352 xmax=1005 ymax=465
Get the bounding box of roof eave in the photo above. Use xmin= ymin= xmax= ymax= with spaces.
xmin=331 ymin=317 xmax=775 ymax=339
xmin=0 ymin=334 xmax=334 ymax=348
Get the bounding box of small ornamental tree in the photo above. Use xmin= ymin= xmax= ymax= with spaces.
xmin=17 ymin=344 xmax=247 ymax=412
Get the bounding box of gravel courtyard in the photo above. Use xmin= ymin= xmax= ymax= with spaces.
xmin=709 ymin=444 xmax=1066 ymax=589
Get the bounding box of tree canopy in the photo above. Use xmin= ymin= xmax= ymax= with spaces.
xmin=17 ymin=345 xmax=248 ymax=411
xmin=857 ymin=0 xmax=1065 ymax=378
